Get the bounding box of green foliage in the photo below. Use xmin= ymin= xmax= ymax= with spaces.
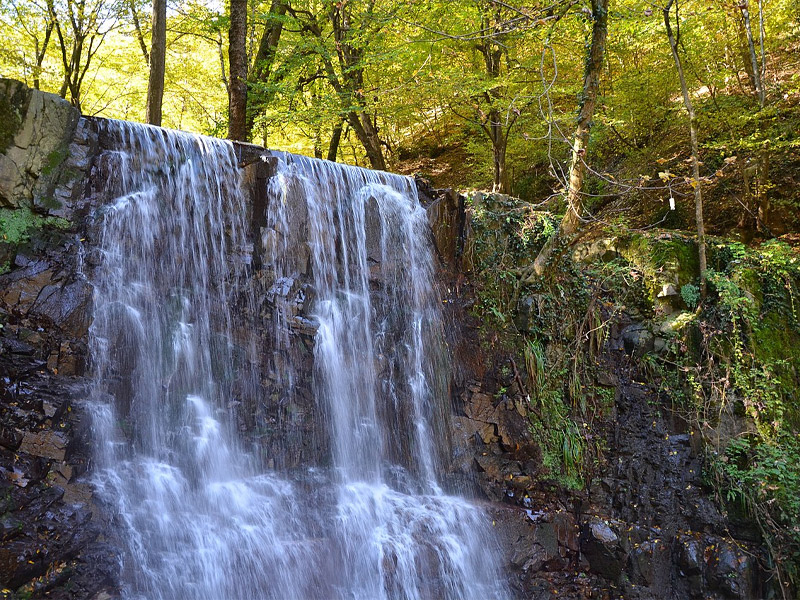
xmin=711 ymin=433 xmax=800 ymax=588
xmin=645 ymin=239 xmax=800 ymax=588
xmin=681 ymin=283 xmax=700 ymax=310
xmin=0 ymin=207 xmax=70 ymax=273
xmin=468 ymin=192 xmax=557 ymax=330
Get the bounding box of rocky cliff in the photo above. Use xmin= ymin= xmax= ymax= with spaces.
xmin=1 ymin=79 xmax=774 ymax=599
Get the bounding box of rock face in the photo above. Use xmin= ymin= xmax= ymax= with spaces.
xmin=0 ymin=79 xmax=768 ymax=599
xmin=426 ymin=189 xmax=767 ymax=599
xmin=0 ymin=79 xmax=83 ymax=215
xmin=1 ymin=81 xmax=116 ymax=598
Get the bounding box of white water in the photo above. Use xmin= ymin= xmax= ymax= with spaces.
xmin=89 ymin=121 xmax=506 ymax=599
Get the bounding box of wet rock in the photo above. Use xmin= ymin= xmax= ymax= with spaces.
xmin=581 ymin=519 xmax=626 ymax=581
xmin=514 ymin=295 xmax=537 ymax=333
xmin=628 ymin=540 xmax=657 ymax=585
xmin=707 ymin=541 xmax=756 ymax=598
xmin=425 ymin=188 xmax=466 ymax=269
xmin=1 ymin=337 xmax=36 ymax=355
xmin=18 ymin=430 xmax=69 ymax=461
xmin=32 ymin=278 xmax=93 ymax=339
xmin=0 ymin=426 xmax=23 ymax=450
xmin=0 ymin=263 xmax=55 ymax=314
xmin=364 ymin=195 xmax=383 ymax=265
xmin=595 ymin=370 xmax=617 ymax=387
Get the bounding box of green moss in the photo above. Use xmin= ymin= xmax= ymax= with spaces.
xmin=41 ymin=147 xmax=69 ymax=177
xmin=0 ymin=79 xmax=31 ymax=153
xmin=618 ymin=233 xmax=699 ymax=308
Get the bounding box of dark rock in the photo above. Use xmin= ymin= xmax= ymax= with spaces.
xmin=621 ymin=324 xmax=655 ymax=357
xmin=32 ymin=278 xmax=93 ymax=339
xmin=581 ymin=519 xmax=626 ymax=581
xmin=707 ymin=541 xmax=756 ymax=598
xmin=18 ymin=430 xmax=69 ymax=461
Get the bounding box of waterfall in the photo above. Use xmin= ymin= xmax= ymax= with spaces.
xmin=88 ymin=121 xmax=506 ymax=599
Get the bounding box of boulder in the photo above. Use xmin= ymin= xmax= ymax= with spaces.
xmin=0 ymin=79 xmax=80 ymax=212
xmin=581 ymin=518 xmax=626 ymax=581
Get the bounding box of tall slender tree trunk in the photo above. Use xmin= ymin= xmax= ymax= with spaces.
xmin=145 ymin=0 xmax=166 ymax=126
xmin=228 ymin=0 xmax=248 ymax=141
xmin=664 ymin=0 xmax=707 ymax=292
xmin=245 ymin=0 xmax=287 ymax=140
xmin=740 ymin=0 xmax=770 ymax=233
xmin=129 ymin=0 xmax=150 ymax=64
xmin=740 ymin=0 xmax=765 ymax=108
xmin=490 ymin=110 xmax=510 ymax=194
xmin=530 ymin=0 xmax=608 ymax=278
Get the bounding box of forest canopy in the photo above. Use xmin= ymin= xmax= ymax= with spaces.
xmin=2 ymin=0 xmax=796 ymax=202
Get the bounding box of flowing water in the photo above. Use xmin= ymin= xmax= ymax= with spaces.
xmin=88 ymin=121 xmax=506 ymax=599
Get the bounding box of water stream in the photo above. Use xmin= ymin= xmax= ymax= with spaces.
xmin=88 ymin=121 xmax=506 ymax=599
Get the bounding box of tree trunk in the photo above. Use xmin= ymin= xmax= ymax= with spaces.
xmin=347 ymin=112 xmax=386 ymax=170
xmin=327 ymin=120 xmax=343 ymax=162
xmin=740 ymin=0 xmax=765 ymax=108
xmin=145 ymin=0 xmax=166 ymax=126
xmin=530 ymin=0 xmax=607 ymax=278
xmin=664 ymin=0 xmax=707 ymax=293
xmin=33 ymin=22 xmax=54 ymax=91
xmin=228 ymin=0 xmax=248 ymax=141
xmin=490 ymin=110 xmax=510 ymax=194
xmin=245 ymin=0 xmax=287 ymax=140
xmin=129 ymin=0 xmax=150 ymax=64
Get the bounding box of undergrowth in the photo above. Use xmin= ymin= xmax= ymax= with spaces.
xmin=469 ymin=193 xmax=800 ymax=592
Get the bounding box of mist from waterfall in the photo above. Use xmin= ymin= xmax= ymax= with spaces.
xmin=88 ymin=121 xmax=506 ymax=599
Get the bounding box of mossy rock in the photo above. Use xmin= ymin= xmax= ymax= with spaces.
xmin=0 ymin=79 xmax=32 ymax=154
xmin=0 ymin=79 xmax=79 ymax=211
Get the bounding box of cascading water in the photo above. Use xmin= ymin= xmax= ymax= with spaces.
xmin=88 ymin=120 xmax=507 ymax=599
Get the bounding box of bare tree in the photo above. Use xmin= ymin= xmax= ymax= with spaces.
xmin=531 ymin=0 xmax=608 ymax=277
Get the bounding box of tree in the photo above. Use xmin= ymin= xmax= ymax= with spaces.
xmin=418 ymin=0 xmax=546 ymax=194
xmin=246 ymin=0 xmax=288 ymax=141
xmin=663 ymin=0 xmax=707 ymax=291
xmin=259 ymin=0 xmax=393 ymax=170
xmin=51 ymin=0 xmax=121 ymax=110
xmin=4 ymin=0 xmax=56 ymax=91
xmin=531 ymin=0 xmax=608 ymax=276
xmin=228 ymin=0 xmax=248 ymax=140
xmin=145 ymin=0 xmax=166 ymax=125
